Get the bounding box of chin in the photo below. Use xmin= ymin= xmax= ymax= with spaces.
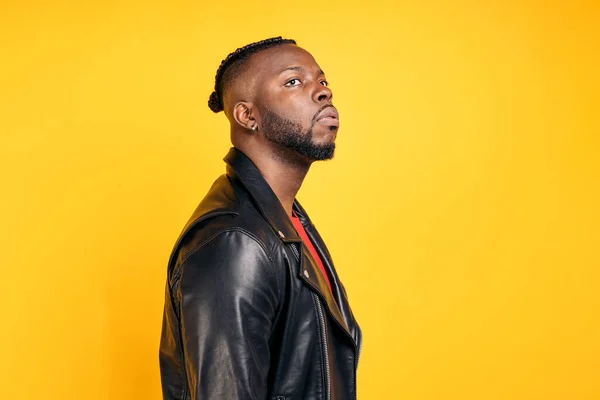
xmin=307 ymin=143 xmax=335 ymax=161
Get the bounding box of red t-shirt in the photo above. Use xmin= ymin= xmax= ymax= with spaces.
xmin=290 ymin=213 xmax=332 ymax=292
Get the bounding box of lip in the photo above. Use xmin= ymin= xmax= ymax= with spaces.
xmin=315 ymin=107 xmax=339 ymax=127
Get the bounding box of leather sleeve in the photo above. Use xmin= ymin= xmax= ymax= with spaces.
xmin=174 ymin=229 xmax=280 ymax=400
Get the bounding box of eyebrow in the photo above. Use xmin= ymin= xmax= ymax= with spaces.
xmin=278 ymin=65 xmax=326 ymax=76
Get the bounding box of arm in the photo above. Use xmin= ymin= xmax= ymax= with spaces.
xmin=174 ymin=229 xmax=280 ymax=399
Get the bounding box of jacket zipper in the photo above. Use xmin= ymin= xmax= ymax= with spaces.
xmin=290 ymin=244 xmax=331 ymax=400
xmin=313 ymin=293 xmax=331 ymax=400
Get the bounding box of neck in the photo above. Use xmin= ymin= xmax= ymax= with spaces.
xmin=242 ymin=147 xmax=311 ymax=216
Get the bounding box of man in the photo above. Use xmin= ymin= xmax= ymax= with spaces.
xmin=159 ymin=37 xmax=362 ymax=400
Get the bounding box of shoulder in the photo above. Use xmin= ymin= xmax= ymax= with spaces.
xmin=174 ymin=203 xmax=278 ymax=272
xmin=169 ymin=175 xmax=283 ymax=284
xmin=177 ymin=227 xmax=278 ymax=289
xmin=179 ymin=226 xmax=275 ymax=271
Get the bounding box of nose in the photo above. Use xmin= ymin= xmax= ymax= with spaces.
xmin=312 ymin=82 xmax=333 ymax=104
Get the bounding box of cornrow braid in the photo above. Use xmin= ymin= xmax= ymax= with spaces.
xmin=208 ymin=36 xmax=297 ymax=113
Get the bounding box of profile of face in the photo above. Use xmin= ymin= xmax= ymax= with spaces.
xmin=248 ymin=44 xmax=338 ymax=162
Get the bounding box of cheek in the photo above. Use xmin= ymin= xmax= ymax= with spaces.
xmin=263 ymin=87 xmax=315 ymax=127
xmin=269 ymin=100 xmax=312 ymax=128
xmin=285 ymin=98 xmax=315 ymax=128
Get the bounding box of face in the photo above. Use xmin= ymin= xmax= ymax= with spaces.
xmin=250 ymin=44 xmax=338 ymax=161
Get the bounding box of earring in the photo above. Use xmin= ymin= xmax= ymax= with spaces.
xmin=252 ymin=125 xmax=257 ymax=131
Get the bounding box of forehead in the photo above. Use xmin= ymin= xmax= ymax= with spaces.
xmin=248 ymin=44 xmax=322 ymax=79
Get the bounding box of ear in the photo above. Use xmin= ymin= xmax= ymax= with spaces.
xmin=232 ymin=101 xmax=258 ymax=131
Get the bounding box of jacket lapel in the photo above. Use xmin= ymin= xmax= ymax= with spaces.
xmin=224 ymin=147 xmax=355 ymax=342
xmin=294 ymin=236 xmax=352 ymax=339
xmin=293 ymin=201 xmax=360 ymax=345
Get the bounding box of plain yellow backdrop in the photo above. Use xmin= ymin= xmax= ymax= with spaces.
xmin=1 ymin=0 xmax=599 ymax=399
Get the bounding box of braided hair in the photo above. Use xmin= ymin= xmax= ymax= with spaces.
xmin=208 ymin=36 xmax=297 ymax=113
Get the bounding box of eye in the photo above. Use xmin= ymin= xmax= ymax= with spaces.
xmin=320 ymin=80 xmax=328 ymax=87
xmin=284 ymin=78 xmax=302 ymax=87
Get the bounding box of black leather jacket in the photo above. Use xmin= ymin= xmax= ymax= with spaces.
xmin=159 ymin=148 xmax=362 ymax=400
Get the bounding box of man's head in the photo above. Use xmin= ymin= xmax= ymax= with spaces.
xmin=208 ymin=37 xmax=338 ymax=164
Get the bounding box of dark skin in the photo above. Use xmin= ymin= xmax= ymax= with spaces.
xmin=222 ymin=44 xmax=338 ymax=216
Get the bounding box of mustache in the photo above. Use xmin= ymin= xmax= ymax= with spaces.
xmin=311 ymin=104 xmax=335 ymax=123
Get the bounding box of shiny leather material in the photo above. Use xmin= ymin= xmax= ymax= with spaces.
xmin=159 ymin=148 xmax=362 ymax=399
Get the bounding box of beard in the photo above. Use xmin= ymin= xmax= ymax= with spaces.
xmin=260 ymin=107 xmax=336 ymax=162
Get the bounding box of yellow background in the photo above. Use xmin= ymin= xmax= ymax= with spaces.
xmin=1 ymin=0 xmax=599 ymax=399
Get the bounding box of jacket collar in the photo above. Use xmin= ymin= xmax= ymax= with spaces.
xmin=224 ymin=147 xmax=301 ymax=244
